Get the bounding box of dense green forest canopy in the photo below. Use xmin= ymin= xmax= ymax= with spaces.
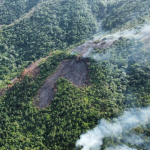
xmin=0 ymin=0 xmax=150 ymax=149
xmin=0 ymin=0 xmax=41 ymax=25
xmin=0 ymin=39 xmax=150 ymax=149
xmin=102 ymin=0 xmax=150 ymax=30
xmin=1 ymin=0 xmax=150 ymax=88
xmin=0 ymin=0 xmax=97 ymax=88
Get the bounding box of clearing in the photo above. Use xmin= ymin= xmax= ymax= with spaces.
xmin=34 ymin=59 xmax=88 ymax=109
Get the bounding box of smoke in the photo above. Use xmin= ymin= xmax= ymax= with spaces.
xmin=93 ymin=22 xmax=150 ymax=43
xmin=123 ymin=133 xmax=144 ymax=145
xmin=72 ymin=22 xmax=150 ymax=61
xmin=106 ymin=145 xmax=137 ymax=150
xmin=76 ymin=106 xmax=150 ymax=150
xmin=92 ymin=51 xmax=110 ymax=61
xmin=83 ymin=47 xmax=93 ymax=58
xmin=105 ymin=22 xmax=150 ymax=40
xmin=89 ymin=23 xmax=150 ymax=65
xmin=75 ymin=11 xmax=150 ymax=150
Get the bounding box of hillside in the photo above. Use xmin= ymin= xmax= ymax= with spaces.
xmin=102 ymin=0 xmax=150 ymax=30
xmin=0 ymin=0 xmax=41 ymax=25
xmin=0 ymin=0 xmax=97 ymax=88
xmin=0 ymin=0 xmax=150 ymax=150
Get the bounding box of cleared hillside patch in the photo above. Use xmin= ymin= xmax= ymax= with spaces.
xmin=34 ymin=59 xmax=88 ymax=109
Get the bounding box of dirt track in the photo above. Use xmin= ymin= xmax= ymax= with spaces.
xmin=34 ymin=59 xmax=87 ymax=109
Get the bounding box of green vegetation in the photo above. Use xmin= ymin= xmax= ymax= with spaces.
xmin=0 ymin=0 xmax=150 ymax=149
xmin=0 ymin=0 xmax=96 ymax=88
xmin=1 ymin=38 xmax=150 ymax=149
xmin=87 ymin=0 xmax=106 ymax=19
xmin=89 ymin=38 xmax=150 ymax=149
xmin=0 ymin=0 xmax=41 ymax=25
xmin=91 ymin=38 xmax=150 ymax=108
xmin=103 ymin=0 xmax=150 ymax=30
xmin=0 ymin=51 xmax=121 ymax=149
xmin=1 ymin=0 xmax=149 ymax=88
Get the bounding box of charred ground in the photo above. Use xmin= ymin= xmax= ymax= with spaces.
xmin=34 ymin=59 xmax=88 ymax=109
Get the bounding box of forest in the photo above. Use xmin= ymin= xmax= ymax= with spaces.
xmin=0 ymin=0 xmax=150 ymax=149
xmin=0 ymin=0 xmax=97 ymax=88
xmin=0 ymin=39 xmax=150 ymax=149
xmin=1 ymin=0 xmax=149 ymax=88
xmin=102 ymin=0 xmax=150 ymax=30
xmin=0 ymin=0 xmax=41 ymax=25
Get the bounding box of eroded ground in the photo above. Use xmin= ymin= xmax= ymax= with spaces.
xmin=34 ymin=59 xmax=88 ymax=109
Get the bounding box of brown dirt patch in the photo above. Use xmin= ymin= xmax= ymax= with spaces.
xmin=21 ymin=59 xmax=41 ymax=79
xmin=34 ymin=59 xmax=88 ymax=109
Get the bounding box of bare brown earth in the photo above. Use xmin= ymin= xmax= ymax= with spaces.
xmin=21 ymin=58 xmax=41 ymax=80
xmin=34 ymin=59 xmax=88 ymax=109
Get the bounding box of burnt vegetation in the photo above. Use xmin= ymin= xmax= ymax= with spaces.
xmin=0 ymin=0 xmax=150 ymax=149
xmin=34 ymin=58 xmax=89 ymax=109
xmin=1 ymin=38 xmax=150 ymax=149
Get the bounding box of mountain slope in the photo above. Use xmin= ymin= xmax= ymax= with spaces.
xmin=0 ymin=51 xmax=124 ymax=149
xmin=2 ymin=0 xmax=149 ymax=88
xmin=1 ymin=38 xmax=150 ymax=149
xmin=103 ymin=0 xmax=150 ymax=30
xmin=0 ymin=0 xmax=96 ymax=88
xmin=0 ymin=0 xmax=150 ymax=149
xmin=0 ymin=0 xmax=41 ymax=25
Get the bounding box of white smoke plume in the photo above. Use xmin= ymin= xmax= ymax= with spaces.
xmin=76 ymin=107 xmax=150 ymax=150
xmin=83 ymin=47 xmax=93 ymax=58
xmin=123 ymin=133 xmax=144 ymax=145
xmin=105 ymin=22 xmax=150 ymax=40
xmin=90 ymin=22 xmax=150 ymax=62
xmin=106 ymin=145 xmax=137 ymax=150
xmin=122 ymin=133 xmax=150 ymax=150
xmin=93 ymin=22 xmax=150 ymax=42
xmin=92 ymin=51 xmax=111 ymax=61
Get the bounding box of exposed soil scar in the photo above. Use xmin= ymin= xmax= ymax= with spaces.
xmin=34 ymin=59 xmax=88 ymax=109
